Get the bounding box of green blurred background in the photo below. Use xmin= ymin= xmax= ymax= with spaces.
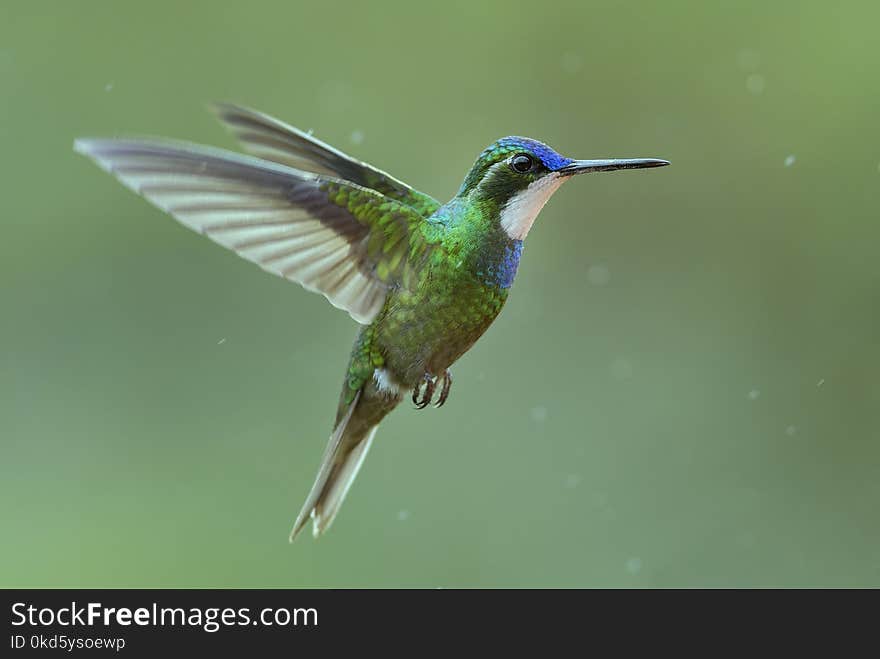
xmin=2 ymin=0 xmax=878 ymax=587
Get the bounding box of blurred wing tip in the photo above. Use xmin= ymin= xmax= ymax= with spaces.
xmin=208 ymin=100 xmax=247 ymax=116
xmin=210 ymin=101 xmax=314 ymax=139
xmin=73 ymin=138 xmax=120 ymax=174
xmin=73 ymin=137 xmax=100 ymax=155
xmin=73 ymin=136 xmax=156 ymax=159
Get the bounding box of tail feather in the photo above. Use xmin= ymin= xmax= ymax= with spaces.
xmin=289 ymin=390 xmax=378 ymax=541
xmin=312 ymin=426 xmax=377 ymax=535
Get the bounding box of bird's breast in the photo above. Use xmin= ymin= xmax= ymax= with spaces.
xmin=375 ymin=257 xmax=512 ymax=384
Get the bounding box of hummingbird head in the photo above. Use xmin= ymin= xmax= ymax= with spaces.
xmin=458 ymin=136 xmax=668 ymax=240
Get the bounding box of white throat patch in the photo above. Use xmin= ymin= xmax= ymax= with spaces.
xmin=499 ymin=174 xmax=565 ymax=240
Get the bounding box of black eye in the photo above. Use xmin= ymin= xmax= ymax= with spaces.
xmin=510 ymin=154 xmax=534 ymax=173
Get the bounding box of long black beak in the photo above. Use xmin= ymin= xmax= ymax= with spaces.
xmin=557 ymin=158 xmax=670 ymax=175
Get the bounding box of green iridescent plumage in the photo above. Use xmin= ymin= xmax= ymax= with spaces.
xmin=211 ymin=103 xmax=442 ymax=218
xmin=74 ymin=104 xmax=668 ymax=541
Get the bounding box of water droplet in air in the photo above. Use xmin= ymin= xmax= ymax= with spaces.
xmin=587 ymin=264 xmax=610 ymax=286
xmin=560 ymin=52 xmax=583 ymax=75
xmin=784 ymin=155 xmax=796 ymax=167
xmin=564 ymin=474 xmax=580 ymax=489
xmin=217 ymin=338 xmax=226 ymax=345
xmin=316 ymin=80 xmax=353 ymax=112
xmin=104 ymin=82 xmax=114 ymax=92
xmin=747 ymin=389 xmax=761 ymax=400
xmin=350 ymin=130 xmax=364 ymax=145
xmin=746 ymin=74 xmax=766 ymax=95
xmin=611 ymin=359 xmax=634 ymax=381
xmin=397 ymin=510 xmax=410 ymax=522
xmin=785 ymin=425 xmax=797 ymax=437
xmin=530 ymin=406 xmax=548 ymax=423
xmin=817 ymin=378 xmax=825 ymax=387
xmin=625 ymin=557 xmax=642 ymax=575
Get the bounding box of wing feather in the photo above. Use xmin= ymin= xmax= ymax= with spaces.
xmin=74 ymin=137 xmax=432 ymax=324
xmin=210 ymin=103 xmax=442 ymax=218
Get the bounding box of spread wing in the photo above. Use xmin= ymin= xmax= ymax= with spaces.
xmin=74 ymin=138 xmax=437 ymax=324
xmin=210 ymin=103 xmax=442 ymax=218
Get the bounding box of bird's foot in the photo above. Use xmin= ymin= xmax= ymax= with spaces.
xmin=412 ymin=374 xmax=436 ymax=410
xmin=434 ymin=370 xmax=452 ymax=408
xmin=412 ymin=370 xmax=452 ymax=409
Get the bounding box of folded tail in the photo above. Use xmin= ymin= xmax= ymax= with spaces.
xmin=289 ymin=390 xmax=379 ymax=541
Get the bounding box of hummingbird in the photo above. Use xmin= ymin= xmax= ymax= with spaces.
xmin=74 ymin=104 xmax=668 ymax=541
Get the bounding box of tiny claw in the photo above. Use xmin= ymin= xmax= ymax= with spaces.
xmin=434 ymin=370 xmax=452 ymax=408
xmin=412 ymin=373 xmax=436 ymax=410
xmin=411 ymin=385 xmax=421 ymax=408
